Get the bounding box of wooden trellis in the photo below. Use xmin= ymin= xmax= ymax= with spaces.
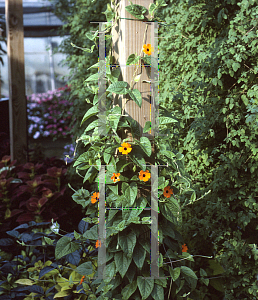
xmin=96 ymin=0 xmax=163 ymax=280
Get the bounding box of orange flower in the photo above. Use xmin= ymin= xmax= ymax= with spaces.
xmin=182 ymin=244 xmax=188 ymax=253
xmin=139 ymin=169 xmax=151 ymax=182
xmin=143 ymin=44 xmax=154 ymax=56
xmin=91 ymin=192 xmax=99 ymax=204
xmin=118 ymin=142 xmax=132 ymax=155
xmin=163 ymin=186 xmax=173 ymax=198
xmin=95 ymin=240 xmax=101 ymax=248
xmin=111 ymin=173 xmax=120 ymax=183
xmin=79 ymin=275 xmax=85 ymax=285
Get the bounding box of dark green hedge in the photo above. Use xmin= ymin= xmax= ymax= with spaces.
xmin=159 ymin=0 xmax=258 ymax=298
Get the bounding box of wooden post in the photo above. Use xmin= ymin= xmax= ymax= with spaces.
xmin=110 ymin=0 xmax=161 ymax=279
xmin=111 ymin=0 xmax=155 ymax=152
xmin=6 ymin=0 xmax=27 ymax=164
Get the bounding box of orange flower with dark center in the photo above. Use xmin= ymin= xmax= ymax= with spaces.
xmin=139 ymin=169 xmax=151 ymax=182
xmin=163 ymin=186 xmax=173 ymax=198
xmin=79 ymin=275 xmax=85 ymax=285
xmin=118 ymin=142 xmax=132 ymax=155
xmin=182 ymin=244 xmax=188 ymax=253
xmin=111 ymin=173 xmax=120 ymax=183
xmin=96 ymin=240 xmax=101 ymax=248
xmin=91 ymin=192 xmax=99 ymax=204
xmin=143 ymin=44 xmax=154 ymax=56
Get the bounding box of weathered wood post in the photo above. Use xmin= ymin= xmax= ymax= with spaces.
xmin=6 ymin=0 xmax=27 ymax=164
xmin=111 ymin=0 xmax=156 ymax=148
xmin=110 ymin=0 xmax=162 ymax=279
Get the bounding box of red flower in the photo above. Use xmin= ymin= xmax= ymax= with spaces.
xmin=95 ymin=240 xmax=101 ymax=248
xmin=79 ymin=275 xmax=85 ymax=285
xmin=182 ymin=244 xmax=188 ymax=253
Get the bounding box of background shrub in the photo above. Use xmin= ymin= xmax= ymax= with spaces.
xmin=158 ymin=0 xmax=258 ymax=298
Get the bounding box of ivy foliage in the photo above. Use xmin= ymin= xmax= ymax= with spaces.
xmin=158 ymin=0 xmax=258 ymax=298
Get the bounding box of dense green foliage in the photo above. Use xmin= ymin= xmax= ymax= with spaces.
xmin=49 ymin=0 xmax=258 ymax=299
xmin=159 ymin=0 xmax=258 ymax=298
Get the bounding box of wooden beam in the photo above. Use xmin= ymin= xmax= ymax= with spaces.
xmin=6 ymin=0 xmax=27 ymax=164
xmin=111 ymin=0 xmax=155 ymax=146
xmin=110 ymin=1 xmax=161 ymax=279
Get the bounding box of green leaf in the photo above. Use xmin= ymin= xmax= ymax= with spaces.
xmin=108 ymin=67 xmax=121 ymax=83
xmin=162 ymin=150 xmax=176 ymax=160
xmin=87 ymin=61 xmax=99 ymax=70
xmin=137 ymin=276 xmax=154 ymax=299
xmin=103 ymin=261 xmax=116 ymax=283
xmin=181 ymin=266 xmax=198 ymax=290
xmin=107 ymin=81 xmax=129 ymax=94
xmin=159 ymin=197 xmax=181 ymax=224
xmin=83 ymin=167 xmax=98 ymax=184
xmin=121 ymin=280 xmax=138 ymax=300
xmin=108 ymin=114 xmax=120 ymax=132
xmin=135 ymin=137 xmax=152 ymax=157
xmin=71 ymin=43 xmax=95 ymax=53
xmin=156 ymin=0 xmax=167 ymax=7
xmin=143 ymin=121 xmax=151 ymax=133
xmin=210 ymin=277 xmax=224 ymax=292
xmin=151 ymin=283 xmax=164 ymax=300
xmin=155 ymin=278 xmax=167 ymax=289
xmin=201 ymin=277 xmax=209 ymax=286
xmin=116 ymin=219 xmax=126 ymax=231
xmin=132 ymin=243 xmax=146 ymax=269
xmin=149 ymin=3 xmax=156 ymax=16
xmin=180 ymin=252 xmax=194 ymax=262
xmin=118 ymin=231 xmax=137 ymax=258
xmin=72 ymin=188 xmax=90 ymax=208
xmin=232 ymin=62 xmax=240 ymax=72
xmin=125 ymin=1 xmax=147 ymax=20
xmin=54 ymin=290 xmax=70 ymax=298
xmin=130 ymin=152 xmax=146 ymax=171
xmin=76 ymin=262 xmax=93 ymax=276
xmin=74 ymin=231 xmax=81 ymax=240
xmin=128 ymin=89 xmax=142 ymax=108
xmin=200 ymin=268 xmax=207 ymax=277
xmin=208 ymin=260 xmax=225 ymax=275
xmin=114 ymin=251 xmax=132 ymax=278
xmin=44 ymin=237 xmax=54 ymax=245
xmin=86 ymin=30 xmax=99 ymax=41
xmin=159 ymin=117 xmax=178 ymax=125
xmin=169 ymin=267 xmax=180 ymax=281
xmin=104 ymin=147 xmax=113 ymax=165
xmin=15 ymin=279 xmax=34 ymax=286
xmin=55 ymin=236 xmax=81 ymax=260
xmin=84 ymin=119 xmax=99 ymax=133
xmin=81 ymin=105 xmax=98 ymax=125
xmin=85 ymin=72 xmax=99 ymax=82
xmin=126 ymin=53 xmax=141 ymax=65
xmin=175 ymin=152 xmax=184 ymax=160
xmin=124 ymin=182 xmax=138 ymax=206
xmin=83 ymin=224 xmax=98 ymax=240
xmin=181 ymin=266 xmax=198 ymax=280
